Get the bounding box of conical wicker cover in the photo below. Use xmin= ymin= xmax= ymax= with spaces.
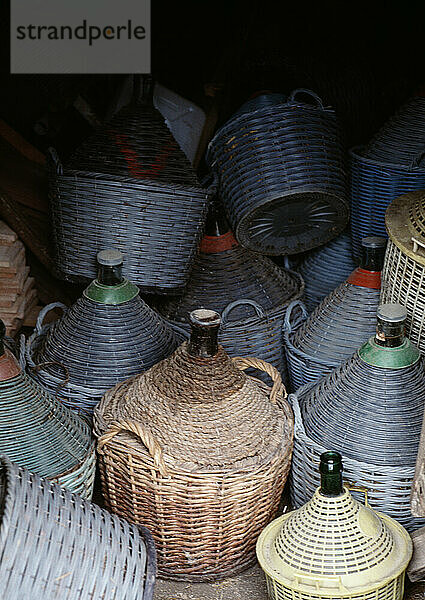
xmin=0 ymin=350 xmax=94 ymax=498
xmin=257 ymin=486 xmax=412 ymax=599
xmin=94 ymin=337 xmax=293 ymax=580
xmin=298 ymin=231 xmax=356 ymax=313
xmin=29 ymin=291 xmax=178 ymax=415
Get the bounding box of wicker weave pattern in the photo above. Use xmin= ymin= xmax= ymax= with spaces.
xmin=381 ymin=239 xmax=425 ymax=354
xmin=0 ymin=456 xmax=156 ymax=600
xmin=207 ymin=90 xmax=348 ymax=255
xmin=94 ymin=347 xmax=293 ymax=580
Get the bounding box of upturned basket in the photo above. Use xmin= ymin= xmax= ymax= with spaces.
xmin=207 ymin=88 xmax=349 ymax=255
xmin=0 ymin=455 xmax=156 ymax=600
xmin=94 ymin=311 xmax=294 ymax=581
xmin=297 ymin=230 xmax=356 ymax=313
xmin=27 ymin=294 xmax=178 ymax=417
xmin=48 ymin=98 xmax=212 ymax=293
xmin=289 ymin=327 xmax=425 ymax=531
xmin=350 ymin=147 xmax=425 ymax=260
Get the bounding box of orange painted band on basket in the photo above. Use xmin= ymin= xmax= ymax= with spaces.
xmin=200 ymin=231 xmax=239 ymax=253
xmin=347 ymin=268 xmax=381 ymax=289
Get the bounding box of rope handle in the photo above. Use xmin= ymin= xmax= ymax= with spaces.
xmin=232 ymin=356 xmax=286 ymax=402
xmin=35 ymin=302 xmax=68 ymax=334
xmin=409 ymin=147 xmax=425 ymax=169
xmin=221 ymin=299 xmax=265 ymax=324
xmin=288 ymin=88 xmax=324 ymax=109
xmin=97 ymin=419 xmax=168 ymax=477
xmin=47 ymin=147 xmax=63 ymax=175
xmin=283 ymin=300 xmax=309 ymax=335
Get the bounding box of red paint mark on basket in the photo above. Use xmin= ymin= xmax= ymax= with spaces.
xmin=200 ymin=231 xmax=239 ymax=253
xmin=347 ymin=268 xmax=381 ymax=289
xmin=110 ymin=130 xmax=174 ymax=179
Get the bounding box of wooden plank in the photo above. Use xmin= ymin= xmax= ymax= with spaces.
xmin=0 ymin=247 xmax=26 ymax=276
xmin=0 ymin=240 xmax=24 ymax=267
xmin=0 ymin=276 xmax=34 ymax=307
xmin=0 ymin=221 xmax=17 ymax=246
xmin=0 ymin=266 xmax=30 ymax=293
xmin=1 ymin=287 xmax=37 ymax=320
xmin=0 ymin=119 xmax=45 ymax=166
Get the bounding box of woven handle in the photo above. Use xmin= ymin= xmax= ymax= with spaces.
xmin=47 ymin=147 xmax=64 ymax=175
xmin=232 ymin=356 xmax=286 ymax=402
xmin=283 ymin=300 xmax=309 ymax=335
xmin=293 ymin=572 xmax=348 ymax=592
xmin=98 ymin=419 xmax=168 ymax=477
xmin=35 ymin=302 xmax=68 ymax=334
xmin=289 ymin=88 xmax=324 ymax=109
xmin=221 ymin=299 xmax=265 ymax=324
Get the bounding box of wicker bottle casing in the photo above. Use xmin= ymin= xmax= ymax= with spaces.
xmin=94 ymin=309 xmax=294 ymax=581
xmin=27 ymin=252 xmax=178 ymax=416
xmin=284 ymin=237 xmax=385 ymax=390
xmin=290 ymin=304 xmax=425 ymax=530
xmin=155 ymin=210 xmax=303 ymax=385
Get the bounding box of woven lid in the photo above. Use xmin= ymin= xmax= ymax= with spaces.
xmin=94 ymin=311 xmax=292 ymax=472
xmin=386 ymin=190 xmax=425 ymax=267
xmin=257 ymin=485 xmax=412 ymax=595
xmin=65 ymin=101 xmax=200 ymax=187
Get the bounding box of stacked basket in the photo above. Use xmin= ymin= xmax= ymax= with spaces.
xmin=48 ymin=92 xmax=212 ymax=293
xmin=27 ymin=250 xmax=178 ymax=416
xmin=350 ymin=95 xmax=425 ymax=260
xmin=207 ymin=88 xmax=349 ymax=255
xmin=94 ymin=309 xmax=294 ymax=581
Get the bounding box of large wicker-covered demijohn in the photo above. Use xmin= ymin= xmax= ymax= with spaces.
xmin=94 ymin=309 xmax=293 ymax=581
xmin=155 ymin=205 xmax=303 ymax=384
xmin=257 ymin=452 xmax=412 ymax=600
xmin=0 ymin=320 xmax=95 ymax=498
xmin=284 ymin=237 xmax=385 ymax=390
xmin=0 ymin=456 xmax=156 ymax=600
xmin=48 ymin=85 xmax=211 ymax=293
xmin=27 ymin=250 xmax=178 ymax=416
xmin=291 ymin=304 xmax=425 ymax=530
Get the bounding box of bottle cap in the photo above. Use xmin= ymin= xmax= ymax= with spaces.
xmin=97 ymin=250 xmax=123 ymax=267
xmin=361 ymin=236 xmax=387 ymax=249
xmin=377 ymin=303 xmax=407 ymax=324
xmin=189 ymin=309 xmax=221 ymax=328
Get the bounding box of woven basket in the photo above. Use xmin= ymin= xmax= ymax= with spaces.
xmin=0 ymin=333 xmax=95 ymax=499
xmin=232 ymin=92 xmax=286 ymax=117
xmin=207 ymin=88 xmax=349 ymax=255
xmin=380 ymin=190 xmax=425 ymax=355
xmin=48 ymin=99 xmax=212 ymax=293
xmin=350 ymin=147 xmax=425 ymax=261
xmin=284 ymin=265 xmax=381 ymax=390
xmin=289 ymin=330 xmax=425 ymax=530
xmin=155 ymin=227 xmax=303 ymax=385
xmin=94 ymin=311 xmax=294 ymax=581
xmin=27 ymin=294 xmax=178 ymax=417
xmin=0 ymin=455 xmax=156 ymax=600
xmin=297 ymin=230 xmax=356 ymax=313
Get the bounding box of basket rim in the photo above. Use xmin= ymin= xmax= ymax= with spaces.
xmin=350 ymin=145 xmax=425 ymax=173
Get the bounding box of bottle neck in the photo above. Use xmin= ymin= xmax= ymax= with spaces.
xmin=97 ymin=263 xmax=124 ymax=286
xmin=187 ymin=310 xmax=220 ymax=358
xmin=319 ymin=451 xmax=343 ymax=497
xmin=359 ymin=238 xmax=386 ymax=272
xmin=375 ymin=317 xmax=405 ymax=348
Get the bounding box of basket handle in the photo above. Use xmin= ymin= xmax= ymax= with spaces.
xmin=47 ymin=147 xmax=63 ymax=175
xmin=97 ymin=419 xmax=168 ymax=477
xmin=283 ymin=300 xmax=309 ymax=335
xmin=35 ymin=302 xmax=68 ymax=335
xmin=288 ymin=88 xmax=324 ymax=109
xmin=232 ymin=356 xmax=287 ymax=402
xmin=221 ymin=299 xmax=265 ymax=324
xmin=293 ymin=572 xmax=349 ymax=592
xmin=409 ymin=148 xmax=425 ymax=169
xmin=346 ymin=485 xmax=369 ymax=507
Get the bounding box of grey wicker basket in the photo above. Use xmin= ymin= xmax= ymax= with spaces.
xmin=0 ymin=455 xmax=156 ymax=600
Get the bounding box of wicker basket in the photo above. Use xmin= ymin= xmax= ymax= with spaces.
xmin=284 ymin=238 xmax=385 ymax=390
xmin=381 ymin=191 xmax=425 ymax=355
xmin=27 ymin=254 xmax=178 ymax=417
xmin=207 ymin=88 xmax=349 ymax=255
xmin=290 ymin=306 xmax=425 ymax=531
xmin=0 ymin=455 xmax=156 ymax=600
xmin=0 ymin=322 xmax=95 ymax=499
xmin=350 ymin=147 xmax=425 ymax=261
xmin=94 ymin=309 xmax=294 ymax=581
xmin=297 ymin=230 xmax=356 ymax=313
xmin=155 ymin=220 xmax=303 ymax=385
xmin=258 ymin=452 xmax=412 ymax=600
xmin=48 ymin=98 xmax=212 ymax=293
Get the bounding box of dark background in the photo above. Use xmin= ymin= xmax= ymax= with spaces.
xmin=1 ymin=0 xmax=424 ymax=156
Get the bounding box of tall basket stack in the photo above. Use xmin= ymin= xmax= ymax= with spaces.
xmin=94 ymin=309 xmax=294 ymax=581
xmin=207 ymin=88 xmax=349 ymax=255
xmin=48 ymin=92 xmax=212 ymax=294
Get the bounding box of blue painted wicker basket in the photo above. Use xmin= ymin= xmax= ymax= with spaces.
xmin=0 ymin=455 xmax=156 ymax=600
xmin=207 ymin=88 xmax=349 ymax=255
xmin=297 ymin=230 xmax=356 ymax=313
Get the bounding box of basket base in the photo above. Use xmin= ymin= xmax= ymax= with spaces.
xmin=237 ymin=191 xmax=349 ymax=255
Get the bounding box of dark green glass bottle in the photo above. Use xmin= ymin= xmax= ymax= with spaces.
xmin=319 ymin=451 xmax=343 ymax=497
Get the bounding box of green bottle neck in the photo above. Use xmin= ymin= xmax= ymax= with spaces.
xmin=83 ymin=278 xmax=139 ymax=305
xmin=319 ymin=451 xmax=344 ymax=497
xmin=358 ymin=336 xmax=420 ymax=368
